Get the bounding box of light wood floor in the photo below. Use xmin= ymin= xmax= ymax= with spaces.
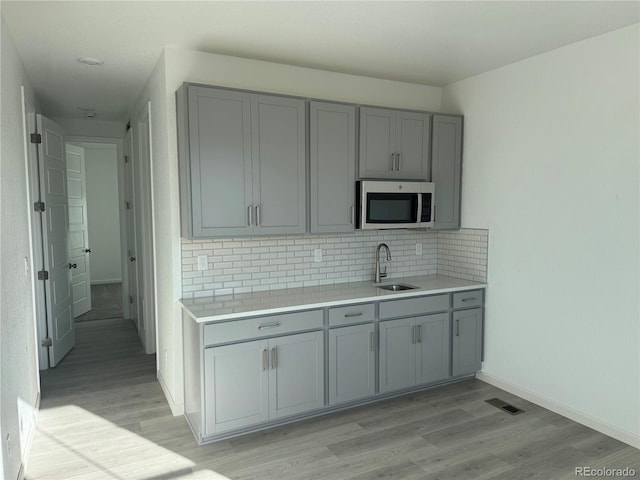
xmin=26 ymin=319 xmax=639 ymax=479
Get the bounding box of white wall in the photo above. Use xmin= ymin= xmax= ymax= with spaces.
xmin=0 ymin=14 xmax=40 ymax=480
xmin=133 ymin=48 xmax=443 ymax=413
xmin=84 ymin=145 xmax=122 ymax=284
xmin=54 ymin=118 xmax=125 ymax=139
xmin=442 ymin=24 xmax=639 ymax=445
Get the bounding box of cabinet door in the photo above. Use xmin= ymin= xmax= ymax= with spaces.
xmin=359 ymin=107 xmax=396 ymax=179
xmin=187 ymin=86 xmax=253 ymax=237
xmin=452 ymin=308 xmax=483 ymax=376
xmin=269 ymin=331 xmax=324 ymax=419
xmin=204 ymin=340 xmax=269 ymax=435
xmin=431 ymin=115 xmax=462 ymax=230
xmin=415 ymin=313 xmax=450 ymax=385
xmin=329 ymin=323 xmax=375 ymax=405
xmin=251 ymin=95 xmax=306 ymax=235
xmin=379 ymin=318 xmax=416 ymax=393
xmin=310 ymin=102 xmax=356 ymax=233
xmin=395 ymin=111 xmax=430 ymax=180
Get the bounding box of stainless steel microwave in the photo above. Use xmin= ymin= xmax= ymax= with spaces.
xmin=356 ymin=180 xmax=435 ymax=230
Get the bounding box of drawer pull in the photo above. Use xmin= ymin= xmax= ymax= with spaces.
xmin=262 ymin=349 xmax=268 ymax=371
xmin=461 ymin=297 xmax=477 ymax=302
xmin=271 ymin=347 xmax=277 ymax=369
xmin=344 ymin=312 xmax=363 ymax=318
xmin=258 ymin=322 xmax=281 ymax=330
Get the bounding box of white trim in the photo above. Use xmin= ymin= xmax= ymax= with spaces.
xmin=90 ymin=279 xmax=122 ymax=285
xmin=476 ymin=372 xmax=640 ymax=449
xmin=158 ymin=370 xmax=184 ymax=416
xmin=18 ymin=393 xmax=40 ymax=476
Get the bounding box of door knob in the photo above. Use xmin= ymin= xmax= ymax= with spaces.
xmin=85 ymin=248 xmax=92 ymax=253
xmin=68 ymin=263 xmax=77 ymax=269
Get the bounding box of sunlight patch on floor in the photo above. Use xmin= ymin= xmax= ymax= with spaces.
xmin=26 ymin=405 xmax=230 ymax=480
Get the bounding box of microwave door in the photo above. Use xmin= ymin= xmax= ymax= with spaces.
xmin=364 ymin=192 xmax=419 ymax=229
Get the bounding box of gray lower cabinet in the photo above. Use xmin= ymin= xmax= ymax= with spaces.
xmin=309 ymin=101 xmax=356 ymax=233
xmin=328 ymin=323 xmax=376 ymax=405
xmin=379 ymin=313 xmax=451 ymax=393
xmin=452 ymin=308 xmax=483 ymax=377
xmin=431 ymin=115 xmax=463 ymax=229
xmin=203 ymin=330 xmax=324 ymax=435
xmin=359 ymin=107 xmax=430 ymax=180
xmin=177 ymin=85 xmax=306 ymax=238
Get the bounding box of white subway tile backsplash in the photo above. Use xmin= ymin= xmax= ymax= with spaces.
xmin=180 ymin=228 xmax=488 ymax=298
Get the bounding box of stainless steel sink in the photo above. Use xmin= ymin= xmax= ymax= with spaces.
xmin=376 ymin=283 xmax=418 ymax=292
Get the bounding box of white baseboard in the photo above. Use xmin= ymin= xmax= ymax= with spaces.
xmin=477 ymin=372 xmax=640 ymax=449
xmin=157 ymin=370 xmax=184 ymax=416
xmin=90 ymin=279 xmax=122 ymax=285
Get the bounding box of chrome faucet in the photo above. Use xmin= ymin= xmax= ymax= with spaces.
xmin=375 ymin=243 xmax=392 ymax=283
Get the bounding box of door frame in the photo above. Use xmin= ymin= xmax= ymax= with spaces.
xmin=22 ymin=87 xmax=48 ymax=373
xmin=65 ymin=136 xmax=128 ymax=321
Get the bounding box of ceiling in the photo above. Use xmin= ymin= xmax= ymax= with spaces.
xmin=2 ymin=1 xmax=638 ymax=121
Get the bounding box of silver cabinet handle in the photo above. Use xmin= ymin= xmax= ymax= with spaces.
xmin=271 ymin=347 xmax=277 ymax=369
xmin=258 ymin=322 xmax=280 ymax=330
xmin=461 ymin=297 xmax=477 ymax=302
xmin=390 ymin=153 xmax=396 ymax=171
xmin=262 ymin=349 xmax=268 ymax=371
xmin=396 ymin=152 xmax=401 ymax=171
xmin=456 ymin=319 xmax=460 ymax=337
xmin=417 ymin=324 xmax=422 ymax=343
xmin=344 ymin=312 xmax=363 ymax=318
xmin=255 ymin=205 xmax=261 ymax=226
xmin=350 ymin=205 xmax=355 ymax=225
xmin=247 ymin=205 xmax=253 ymax=226
xmin=370 ymin=331 xmax=375 ymax=351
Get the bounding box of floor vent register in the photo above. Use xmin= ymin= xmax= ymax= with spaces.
xmin=485 ymin=397 xmax=525 ymax=415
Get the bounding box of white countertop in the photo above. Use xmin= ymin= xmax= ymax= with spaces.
xmin=180 ymin=274 xmax=486 ymax=323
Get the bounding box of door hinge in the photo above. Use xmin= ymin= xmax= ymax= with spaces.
xmin=33 ymin=201 xmax=45 ymax=212
xmin=41 ymin=337 xmax=52 ymax=347
xmin=37 ymin=270 xmax=49 ymax=280
xmin=30 ymin=133 xmax=42 ymax=144
xmin=129 ymin=295 xmax=133 ymax=304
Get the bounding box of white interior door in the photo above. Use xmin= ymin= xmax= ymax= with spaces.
xmin=65 ymin=144 xmax=92 ymax=317
xmin=124 ymin=129 xmax=139 ymax=331
xmin=37 ymin=114 xmax=75 ymax=367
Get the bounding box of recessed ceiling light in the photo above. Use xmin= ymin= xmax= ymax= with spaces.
xmin=77 ymin=57 xmax=103 ymax=66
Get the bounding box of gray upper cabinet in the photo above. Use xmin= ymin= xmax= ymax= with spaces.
xmin=431 ymin=115 xmax=463 ymax=230
xmin=180 ymin=86 xmax=253 ymax=238
xmin=177 ymin=85 xmax=306 ymax=238
xmin=309 ymin=101 xmax=356 ymax=233
xmin=250 ymin=95 xmax=306 ymax=235
xmin=359 ymin=107 xmax=430 ymax=180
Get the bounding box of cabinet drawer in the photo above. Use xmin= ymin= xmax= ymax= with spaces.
xmin=379 ymin=294 xmax=449 ymax=319
xmin=453 ymin=290 xmax=483 ymax=309
xmin=203 ymin=310 xmax=323 ymax=346
xmin=328 ymin=303 xmax=375 ymax=327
